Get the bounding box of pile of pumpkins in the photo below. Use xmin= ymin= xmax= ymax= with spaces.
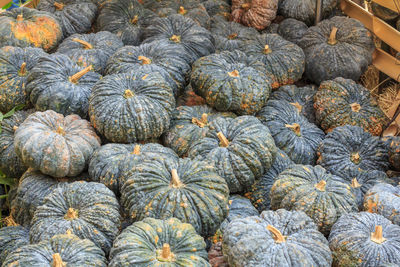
xmin=0 ymin=0 xmax=400 ymax=266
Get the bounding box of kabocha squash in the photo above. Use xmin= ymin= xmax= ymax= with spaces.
xmin=188 ymin=116 xmax=277 ymax=193
xmin=56 ymin=32 xmax=123 ymax=74
xmin=121 ymin=158 xmax=229 ymax=237
xmin=243 ymin=34 xmax=305 ymax=89
xmin=191 ymin=50 xmax=272 ymax=115
xmin=89 ymin=70 xmax=175 ymax=143
xmin=270 ymin=164 xmax=358 ymax=234
xmin=387 ymin=136 xmax=400 ymax=171
xmin=26 ymin=54 xmax=101 ymax=118
xmin=163 ymin=105 xmax=236 ymax=157
xmin=0 ymin=46 xmax=46 ymax=113
xmin=298 ymin=16 xmax=375 ymax=84
xmin=0 ymin=7 xmax=62 ymax=52
xmin=0 ymin=225 xmax=29 ymax=265
xmin=222 ymin=209 xmax=332 ymax=267
xmin=208 ymin=242 xmax=227 ymax=267
xmin=14 ymin=110 xmax=101 ymax=178
xmin=203 ymin=0 xmax=231 ymax=20
xmin=277 ymin=18 xmax=308 ymax=45
xmin=314 ymin=77 xmax=389 ymax=135
xmin=176 ymin=84 xmax=206 ymax=107
xmin=257 ymin=100 xmax=324 ymax=165
xmin=3 ymin=233 xmax=107 ymax=267
xmin=371 ymin=2 xmax=399 ymax=21
xmin=231 ymin=0 xmax=279 ymax=30
xmin=329 ymin=212 xmax=400 ymax=267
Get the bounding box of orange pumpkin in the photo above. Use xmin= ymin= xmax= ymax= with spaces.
xmin=231 ymin=0 xmax=278 ymax=30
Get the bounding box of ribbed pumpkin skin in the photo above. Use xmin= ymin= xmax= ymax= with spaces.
xmin=298 ymin=16 xmax=374 ymax=84
xmin=191 ymin=50 xmax=272 ymax=115
xmin=188 ymin=116 xmax=277 ymax=193
xmin=314 ymin=77 xmax=388 ymax=135
xmin=37 ymin=0 xmax=97 ymax=38
xmin=0 ymin=7 xmax=62 ymax=52
xmin=329 ymin=212 xmax=400 ymax=267
xmin=270 ymin=165 xmax=358 ymax=234
xmin=387 ymin=136 xmax=400 ymax=171
xmin=364 ymin=183 xmax=400 ymax=226
xmin=163 ymin=105 xmax=236 ymax=157
xmin=3 ymin=233 xmax=107 ymax=267
xmin=277 ymin=18 xmax=308 ymax=45
xmin=231 ymin=0 xmax=278 ymax=30
xmin=0 ymin=46 xmax=46 ymax=113
xmin=96 ymin=0 xmax=156 ymax=46
xmin=317 ymin=125 xmax=389 ymax=176
xmin=109 ymin=217 xmax=209 ymax=266
xmin=14 ymin=110 xmax=101 ymax=178
xmin=203 ymin=0 xmax=231 ymax=19
xmin=121 ymin=158 xmax=229 ymax=237
xmin=89 ymin=70 xmax=175 ymax=143
xmin=176 ymin=84 xmax=206 ymax=107
xmin=222 ymin=209 xmax=332 ymax=267
xmin=0 ymin=226 xmax=29 ymax=266
xmin=371 ymin=3 xmax=399 ymax=21
xmin=257 ymin=100 xmax=324 ymax=165
xmin=243 ymin=34 xmax=305 ymax=89
xmin=57 ymin=32 xmax=123 ymax=74
xmin=26 ymin=54 xmax=101 ymax=118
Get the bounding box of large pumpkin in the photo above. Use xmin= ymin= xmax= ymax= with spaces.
xmin=0 ymin=225 xmax=29 ymax=266
xmin=0 ymin=7 xmax=62 ymax=52
xmin=277 ymin=18 xmax=308 ymax=45
xmin=231 ymin=0 xmax=278 ymax=30
xmin=14 ymin=110 xmax=101 ymax=178
xmin=188 ymin=116 xmax=277 ymax=193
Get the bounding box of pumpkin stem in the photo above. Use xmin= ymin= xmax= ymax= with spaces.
xmin=53 ymin=2 xmax=65 ymax=10
xmin=178 ymin=6 xmax=187 ymax=15
xmin=133 ymin=144 xmax=141 ymax=155
xmin=350 ymin=152 xmax=361 ymax=164
xmin=314 ymin=180 xmax=327 ymax=191
xmin=267 ymin=225 xmax=286 ymax=243
xmin=19 ymin=62 xmax=27 ymax=76
xmin=4 ymin=216 xmax=18 ymax=227
xmin=52 ymin=253 xmax=66 ymax=267
xmin=217 ymin=132 xmax=229 ymax=147
xmin=72 ymin=38 xmax=93 ymax=49
xmin=170 ymin=35 xmax=181 ymax=43
xmin=228 ymin=33 xmax=238 ymax=40
xmin=263 ymin=45 xmax=272 ymax=54
xmin=201 ymin=113 xmax=208 ymax=124
xmin=351 ymin=178 xmax=361 ymax=188
xmin=56 ymin=126 xmax=65 ymax=136
xmin=124 ymin=89 xmax=135 ymax=98
xmin=13 ymin=126 xmax=18 ymax=131
xmin=131 ymin=15 xmax=139 ymax=24
xmin=228 ymin=70 xmax=239 ymax=77
xmin=64 ymin=208 xmax=78 ymax=220
xmin=241 ymin=3 xmax=251 ymax=9
xmin=285 ymin=123 xmax=301 ymax=136
xmin=350 ymin=103 xmax=361 ymax=112
xmin=290 ymin=102 xmax=303 ymax=113
xmin=171 ymin=169 xmax=183 ymax=188
xmin=16 ymin=14 xmax=23 ymax=21
xmin=370 ymin=225 xmax=386 ymax=244
xmin=158 ymin=243 xmax=174 ymax=261
xmin=65 ymin=229 xmax=73 ymax=235
xmin=192 ymin=113 xmax=208 ymax=128
xmin=69 ymin=65 xmax=92 ymax=84
xmin=138 ymin=56 xmax=151 ymax=65
xmin=327 ymin=27 xmax=338 ymax=45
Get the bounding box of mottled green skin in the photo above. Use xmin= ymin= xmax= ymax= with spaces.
xmin=329 ymin=212 xmax=400 ymax=267
xmin=0 ymin=46 xmax=46 ymax=113
xmin=298 ymin=16 xmax=374 ymax=84
xmin=26 ymin=54 xmax=101 ymax=118
xmin=121 ymin=158 xmax=229 ymax=237
xmin=89 ymin=143 xmax=179 ymax=194
xmin=3 ymin=233 xmax=107 ymax=267
xmin=191 ymin=50 xmax=272 ymax=115
xmin=0 ymin=110 xmax=33 ymax=178
xmin=257 ymin=100 xmax=324 ymax=165
xmin=203 ymin=0 xmax=231 ymax=20
xmin=243 ymin=34 xmax=305 ymax=89
xmin=223 ymin=209 xmax=332 ymax=267
xmin=0 ymin=226 xmax=29 ymax=266
xmin=314 ymin=77 xmax=388 ymax=135
xmin=109 ymin=218 xmax=210 ymax=266
xmin=277 ymin=18 xmax=308 ymax=45
xmin=371 ymin=3 xmax=399 ymax=21
xmin=57 ymin=32 xmax=123 ymax=74
xmin=89 ymin=70 xmax=175 ymax=143
xmin=386 ymin=136 xmax=400 ymax=171
xmin=163 ymin=105 xmax=236 ymax=157
xmin=270 ymin=165 xmax=358 ymax=234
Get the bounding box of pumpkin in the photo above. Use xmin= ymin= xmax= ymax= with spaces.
xmin=371 ymin=3 xmax=399 ymax=21
xmin=208 ymin=242 xmax=227 ymax=267
xmin=0 ymin=7 xmax=62 ymax=52
xmin=26 ymin=54 xmax=102 ymax=118
xmin=56 ymin=32 xmax=123 ymax=74
xmin=231 ymin=0 xmax=278 ymax=30
xmin=191 ymin=50 xmax=272 ymax=115
xmin=0 ymin=46 xmax=46 ymax=113
xmin=245 ymin=149 xmax=294 ymax=212
xmin=270 ymin=164 xmax=358 ymax=234
xmin=364 ymin=183 xmax=400 ymax=226
xmin=89 ymin=70 xmax=175 ymax=143
xmin=14 ymin=110 xmax=101 ymax=178
xmin=261 ymin=22 xmax=279 ymax=34
xmin=143 ymin=14 xmax=215 ymax=64
xmin=329 ymin=212 xmax=400 ymax=267
xmin=387 ymin=136 xmax=400 ymax=171
xmin=121 ymin=157 xmax=229 ymax=237
xmin=222 ymin=209 xmax=332 ymax=267
xmin=298 ymin=16 xmax=374 ymax=84
xmin=37 ymin=0 xmax=97 ymax=38
xmin=163 ymin=105 xmax=236 ymax=157
xmin=0 ymin=225 xmax=29 ymax=265
xmin=203 ymin=0 xmax=231 ymax=20
xmin=176 ymin=84 xmax=206 ymax=107
xmin=109 ymin=217 xmax=209 ymax=266
xmin=243 ymin=34 xmax=305 ymax=89
xmin=257 ymin=100 xmax=324 ymax=165
xmin=317 ymin=125 xmax=389 ymax=176
xmin=188 ymin=116 xmax=277 ymax=193
xmin=96 ymin=0 xmax=157 ymax=46
xmin=314 ymin=77 xmax=389 ymax=135
xmin=3 ymin=233 xmax=107 ymax=267
xmin=277 ymin=18 xmax=308 ymax=45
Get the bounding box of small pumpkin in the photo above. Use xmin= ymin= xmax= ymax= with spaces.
xmin=14 ymin=110 xmax=101 ymax=178
xmin=203 ymin=0 xmax=231 ymax=20
xmin=386 ymin=136 xmax=400 ymax=171
xmin=277 ymin=18 xmax=308 ymax=45
xmin=231 ymin=0 xmax=279 ymax=30
xmin=0 ymin=224 xmax=29 ymax=266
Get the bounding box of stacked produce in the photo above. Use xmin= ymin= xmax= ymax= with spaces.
xmin=0 ymin=0 xmax=399 ymax=266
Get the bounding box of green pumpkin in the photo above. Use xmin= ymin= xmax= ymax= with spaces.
xmin=0 ymin=225 xmax=29 ymax=266
xmin=109 ymin=217 xmax=210 ymax=266
xmin=386 ymin=136 xmax=400 ymax=171
xmin=203 ymin=0 xmax=231 ymax=20
xmin=371 ymin=3 xmax=399 ymax=21
xmin=270 ymin=164 xmax=358 ymax=234
xmin=277 ymin=18 xmax=308 ymax=45
xmin=222 ymin=209 xmax=332 ymax=267
xmin=188 ymin=116 xmax=277 ymax=193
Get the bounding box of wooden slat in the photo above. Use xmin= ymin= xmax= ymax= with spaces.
xmin=372 ymin=0 xmax=400 ymax=14
xmin=372 ymin=48 xmax=400 ymax=82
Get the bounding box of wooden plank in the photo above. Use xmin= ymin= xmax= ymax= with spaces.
xmin=0 ymin=0 xmax=10 ymax=7
xmin=372 ymin=0 xmax=400 ymax=14
xmin=372 ymin=48 xmax=400 ymax=82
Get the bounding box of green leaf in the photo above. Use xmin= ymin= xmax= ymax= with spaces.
xmin=0 ymin=195 xmax=7 ymax=200
xmin=0 ymin=176 xmax=16 ymax=187
xmin=3 ymin=104 xmax=25 ymax=119
xmin=2 ymin=2 xmax=12 ymax=9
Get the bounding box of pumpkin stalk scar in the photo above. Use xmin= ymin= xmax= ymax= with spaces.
xmin=64 ymin=207 xmax=79 ymax=220
xmin=267 ymin=225 xmax=286 ymax=243
xmin=69 ymin=65 xmax=92 ymax=84
xmin=285 ymin=123 xmax=301 ymax=136
xmin=228 ymin=33 xmax=238 ymax=40
xmin=351 ymin=178 xmax=361 ymax=188
xmin=178 ymin=6 xmax=187 ymax=15
xmin=52 ymin=253 xmax=66 ymax=267
xmin=138 ymin=55 xmax=151 ymax=65
xmin=19 ymin=62 xmax=27 ymax=76
xmin=290 ymin=102 xmax=303 ymax=113
xmin=315 ymin=180 xmax=327 ymax=191
xmin=350 ymin=103 xmax=361 ymax=112
xmin=171 ymin=169 xmax=184 ymax=188
xmin=131 ymin=15 xmax=139 ymax=24
xmin=158 ymin=243 xmax=175 ymax=262
xmin=263 ymin=45 xmax=272 ymax=54
xmin=16 ymin=14 xmax=23 ymax=21
xmin=350 ymin=152 xmax=361 ymax=164
xmin=53 ymin=2 xmax=65 ymax=10
xmin=72 ymin=38 xmax=93 ymax=49
xmin=241 ymin=3 xmax=251 ymax=10
xmin=192 ymin=113 xmax=208 ymax=128
xmin=124 ymin=89 xmax=135 ymax=98
xmin=370 ymin=225 xmax=386 ymax=244
xmin=170 ymin=35 xmax=181 ymax=43
xmin=55 ymin=126 xmax=65 ymax=136
xmin=4 ymin=216 xmax=18 ymax=227
xmin=133 ymin=144 xmax=141 ymax=155
xmin=217 ymin=132 xmax=230 ymax=147
xmin=327 ymin=27 xmax=338 ymax=45
xmin=228 ymin=69 xmax=239 ymax=77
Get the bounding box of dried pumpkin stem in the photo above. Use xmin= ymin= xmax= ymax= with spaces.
xmin=217 ymin=132 xmax=229 ymax=147
xmin=350 ymin=103 xmax=361 ymax=112
xmin=371 ymin=225 xmax=386 ymax=244
xmin=351 ymin=178 xmax=361 ymax=188
xmin=290 ymin=102 xmax=303 ymax=113
xmin=64 ymin=208 xmax=78 ymax=220
xmin=263 ymin=45 xmax=272 ymax=54
xmin=201 ymin=113 xmax=208 ymax=124
xmin=170 ymin=35 xmax=181 ymax=43
xmin=131 ymin=15 xmax=138 ymax=24
xmin=69 ymin=66 xmax=92 ymax=84
xmin=19 ymin=62 xmax=27 ymax=76
xmin=315 ymin=180 xmax=327 ymax=191
xmin=327 ymin=27 xmax=338 ymax=45
xmin=241 ymin=3 xmax=251 ymax=9
xmin=285 ymin=123 xmax=301 ymax=136
xmin=124 ymin=89 xmax=135 ymax=98
xmin=228 ymin=70 xmax=239 ymax=77
xmin=4 ymin=216 xmax=18 ymax=227
xmin=133 ymin=144 xmax=141 ymax=155
xmin=52 ymin=253 xmax=66 ymax=267
xmin=138 ymin=56 xmax=151 ymax=65
xmin=178 ymin=6 xmax=187 ymax=15
xmin=171 ymin=169 xmax=183 ymax=188
xmin=16 ymin=14 xmax=23 ymax=21
xmin=192 ymin=113 xmax=208 ymax=128
xmin=351 ymin=152 xmax=361 ymax=164
xmin=158 ymin=243 xmax=174 ymax=261
xmin=267 ymin=225 xmax=286 ymax=243
xmin=72 ymin=38 xmax=93 ymax=49
xmin=56 ymin=126 xmax=65 ymax=136
xmin=54 ymin=2 xmax=65 ymax=10
xmin=228 ymin=33 xmax=238 ymax=40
